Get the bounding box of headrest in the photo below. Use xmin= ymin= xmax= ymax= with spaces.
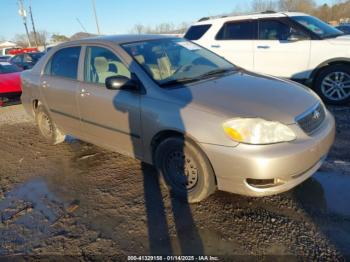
xmin=94 ymin=56 xmax=108 ymax=72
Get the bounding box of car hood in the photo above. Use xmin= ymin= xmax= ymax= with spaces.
xmin=169 ymin=71 xmax=320 ymax=125
xmin=328 ymin=35 xmax=350 ymax=45
xmin=0 ymin=72 xmax=21 ymax=93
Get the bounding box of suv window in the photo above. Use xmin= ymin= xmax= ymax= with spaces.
xmin=259 ymin=19 xmax=299 ymax=40
xmin=84 ymin=46 xmax=131 ymax=84
xmin=184 ymin=24 xmax=212 ymax=40
xmin=216 ymin=20 xmax=256 ymax=40
xmin=46 ymin=47 xmax=81 ymax=79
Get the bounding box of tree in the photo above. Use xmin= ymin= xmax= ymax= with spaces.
xmin=51 ymin=34 xmax=70 ymax=43
xmin=13 ymin=30 xmax=49 ymax=47
xmin=251 ymin=0 xmax=278 ymax=12
xmin=132 ymin=24 xmax=146 ymax=34
xmin=278 ymin=0 xmax=316 ymax=13
xmin=131 ymin=22 xmax=188 ymax=34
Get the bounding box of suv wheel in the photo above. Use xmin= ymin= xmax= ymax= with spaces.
xmin=36 ymin=105 xmax=66 ymax=145
xmin=314 ymin=64 xmax=350 ymax=105
xmin=155 ymin=137 xmax=216 ymax=203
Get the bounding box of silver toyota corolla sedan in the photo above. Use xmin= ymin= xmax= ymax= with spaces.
xmin=20 ymin=35 xmax=335 ymax=203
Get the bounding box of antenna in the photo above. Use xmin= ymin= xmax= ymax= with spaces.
xmin=91 ymin=0 xmax=101 ymax=35
xmin=76 ymin=18 xmax=88 ymax=33
xmin=29 ymin=1 xmax=39 ymax=47
xmin=17 ymin=0 xmax=31 ymax=47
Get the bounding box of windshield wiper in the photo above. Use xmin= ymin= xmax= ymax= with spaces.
xmin=197 ymin=68 xmax=235 ymax=79
xmin=159 ymin=68 xmax=235 ymax=87
xmin=159 ymin=77 xmax=201 ymax=87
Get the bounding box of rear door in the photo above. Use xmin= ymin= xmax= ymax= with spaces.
xmin=40 ymin=46 xmax=82 ymax=134
xmin=204 ymin=20 xmax=257 ymax=71
xmin=254 ymin=18 xmax=311 ymax=78
xmin=77 ymin=45 xmax=142 ymax=158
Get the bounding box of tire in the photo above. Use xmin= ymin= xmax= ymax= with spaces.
xmin=314 ymin=64 xmax=350 ymax=105
xmin=154 ymin=137 xmax=216 ymax=203
xmin=35 ymin=105 xmax=66 ymax=145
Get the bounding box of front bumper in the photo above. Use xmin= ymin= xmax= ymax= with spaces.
xmin=200 ymin=110 xmax=336 ymax=197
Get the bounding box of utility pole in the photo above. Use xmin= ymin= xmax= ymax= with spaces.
xmin=76 ymin=18 xmax=88 ymax=33
xmin=29 ymin=2 xmax=39 ymax=47
xmin=91 ymin=0 xmax=101 ymax=35
xmin=18 ymin=0 xmax=31 ymax=47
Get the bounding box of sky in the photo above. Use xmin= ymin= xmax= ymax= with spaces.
xmin=1 ymin=0 xmax=334 ymax=41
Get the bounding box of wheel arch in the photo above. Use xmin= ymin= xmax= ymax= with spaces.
xmin=151 ymin=129 xmax=197 ymax=162
xmin=310 ymin=58 xmax=350 ymax=86
xmin=32 ymin=99 xmax=43 ymax=115
xmin=150 ymin=129 xmax=218 ymax=185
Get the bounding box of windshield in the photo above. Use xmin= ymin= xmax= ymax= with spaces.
xmin=122 ymin=38 xmax=235 ymax=86
xmin=291 ymin=16 xmax=343 ymax=39
xmin=0 ymin=62 xmax=21 ymax=74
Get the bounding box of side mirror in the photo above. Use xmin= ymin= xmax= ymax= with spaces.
xmin=105 ymin=76 xmax=139 ymax=91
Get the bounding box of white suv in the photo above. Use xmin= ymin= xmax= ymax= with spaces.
xmin=185 ymin=12 xmax=350 ymax=105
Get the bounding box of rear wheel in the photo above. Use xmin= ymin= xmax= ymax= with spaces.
xmin=155 ymin=137 xmax=216 ymax=203
xmin=314 ymin=64 xmax=350 ymax=105
xmin=35 ymin=105 xmax=65 ymax=145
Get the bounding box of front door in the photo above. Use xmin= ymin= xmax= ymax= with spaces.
xmin=40 ymin=46 xmax=82 ymax=134
xmin=78 ymin=45 xmax=142 ymax=158
xmin=254 ymin=18 xmax=311 ymax=79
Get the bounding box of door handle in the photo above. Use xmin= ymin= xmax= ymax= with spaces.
xmin=42 ymin=81 xmax=48 ymax=88
xmin=80 ymin=89 xmax=90 ymax=97
xmin=211 ymin=44 xmax=221 ymax=48
xmin=257 ymin=45 xmax=270 ymax=49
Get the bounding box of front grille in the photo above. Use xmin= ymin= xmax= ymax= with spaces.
xmin=296 ymin=103 xmax=326 ymax=135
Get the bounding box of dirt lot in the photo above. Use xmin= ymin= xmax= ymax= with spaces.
xmin=0 ymin=104 xmax=350 ymax=260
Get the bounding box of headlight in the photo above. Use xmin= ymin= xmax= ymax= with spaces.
xmin=223 ymin=118 xmax=296 ymax=145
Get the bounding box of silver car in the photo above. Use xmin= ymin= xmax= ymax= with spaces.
xmin=21 ymin=35 xmax=335 ymax=203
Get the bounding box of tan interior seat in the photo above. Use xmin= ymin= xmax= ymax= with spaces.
xmin=94 ymin=56 xmax=116 ymax=84
xmin=108 ymin=61 xmax=131 ymax=78
xmin=156 ymin=56 xmax=173 ymax=79
xmin=133 ymin=53 xmax=174 ymax=81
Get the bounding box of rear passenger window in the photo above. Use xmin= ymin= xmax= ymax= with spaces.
xmin=184 ymin=24 xmax=212 ymax=40
xmin=216 ymin=21 xmax=256 ymax=40
xmin=45 ymin=47 xmax=81 ymax=79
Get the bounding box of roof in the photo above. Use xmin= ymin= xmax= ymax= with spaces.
xmin=66 ymin=34 xmax=172 ymax=45
xmin=0 ymin=41 xmax=18 ymax=48
xmin=194 ymin=12 xmax=308 ymax=25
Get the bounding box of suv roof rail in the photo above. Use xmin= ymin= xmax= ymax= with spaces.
xmin=197 ymin=11 xmax=281 ymax=22
xmin=198 ymin=15 xmax=228 ymax=22
xmin=198 ymin=17 xmax=210 ymax=22
xmin=261 ymin=10 xmax=276 ymax=14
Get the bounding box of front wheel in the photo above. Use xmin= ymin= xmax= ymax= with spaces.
xmin=35 ymin=105 xmax=66 ymax=145
xmin=314 ymin=65 xmax=350 ymax=105
xmin=154 ymin=137 xmax=216 ymax=203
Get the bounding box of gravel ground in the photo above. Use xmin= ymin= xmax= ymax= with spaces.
xmin=0 ymin=104 xmax=350 ymax=261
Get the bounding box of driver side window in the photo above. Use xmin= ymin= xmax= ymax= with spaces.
xmin=259 ymin=20 xmax=306 ymax=40
xmin=84 ymin=46 xmax=131 ymax=85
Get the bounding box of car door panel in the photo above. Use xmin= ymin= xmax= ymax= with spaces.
xmin=77 ymin=83 xmax=142 ymax=158
xmin=77 ymin=46 xmax=142 ymax=158
xmin=40 ymin=76 xmax=81 ymax=134
xmin=40 ymin=46 xmax=83 ymax=134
